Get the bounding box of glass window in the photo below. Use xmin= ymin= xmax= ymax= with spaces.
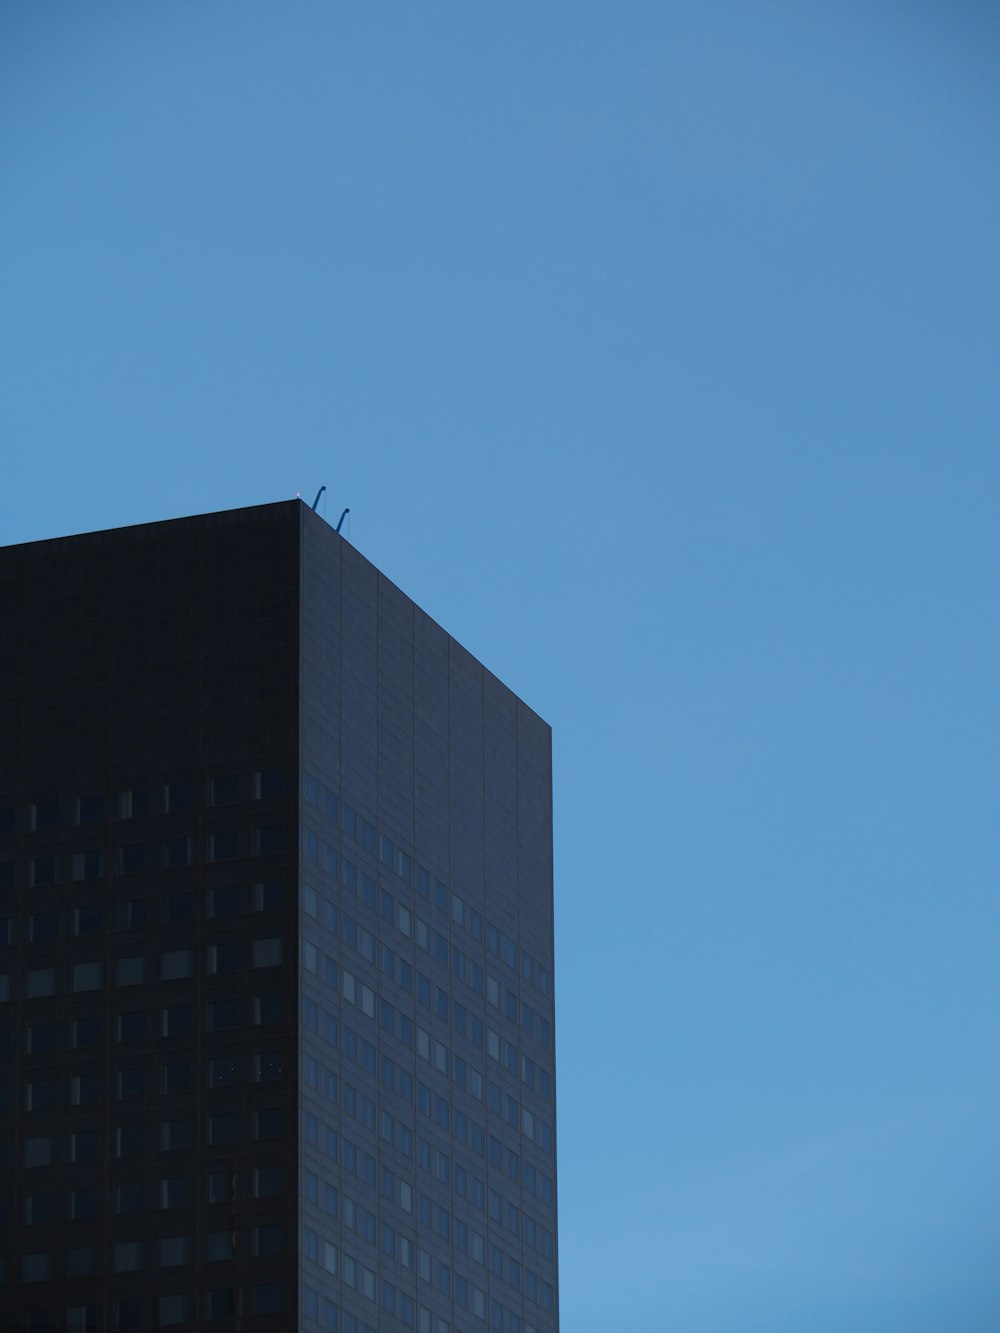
xmin=255 ymin=769 xmax=285 ymax=799
xmin=116 ymin=1125 xmax=144 ymax=1157
xmin=205 ymin=1171 xmax=234 ymax=1203
xmin=162 ymin=1062 xmax=191 ymax=1093
xmin=253 ymin=1166 xmax=282 ymax=1197
xmin=205 ymin=1230 xmax=235 ymax=1261
xmin=209 ymin=831 xmax=238 ymax=861
xmin=207 ymin=886 xmax=241 ymax=917
xmin=160 ymin=1178 xmax=190 ymax=1208
xmin=31 ymin=799 xmax=60 ymax=830
xmin=164 ymin=781 xmax=195 ymax=813
xmin=253 ymin=993 xmax=283 ymax=1024
xmin=68 ymin=1192 xmax=98 ymax=1228
xmin=206 ymin=943 xmax=238 ymax=974
xmin=67 ymin=1305 xmax=98 ymax=1332
xmin=252 ymin=1284 xmax=283 ymax=1314
xmin=119 ymin=787 xmax=154 ymax=818
xmin=207 ymin=1289 xmax=235 ymax=1319
xmin=322 ymin=786 xmax=338 ymax=821
xmin=211 ymin=775 xmax=240 ymax=805
xmin=114 ymin=1297 xmax=143 ymax=1329
xmin=163 ymin=892 xmax=193 ymax=923
xmin=116 ymin=1068 xmax=144 ymax=1100
xmin=160 ymin=1119 xmax=191 ymax=1151
xmin=161 ymin=949 xmax=192 ymax=981
xmin=25 ymin=1080 xmax=54 ymax=1110
xmin=162 ymin=836 xmax=192 ymax=869
xmin=72 ymin=961 xmax=101 ymax=992
xmin=254 ymin=1107 xmax=281 ymax=1139
xmin=252 ymin=936 xmax=283 ymax=968
xmin=161 ymin=1005 xmax=193 ymax=1037
xmin=252 ymin=880 xmax=284 ymax=911
xmin=208 ymin=1114 xmax=237 ymax=1145
xmin=28 ymin=911 xmax=58 ymax=943
xmin=67 ymin=1246 xmax=97 ymax=1278
xmin=71 ymin=1072 xmax=100 ymax=1105
xmin=24 ymin=1136 xmax=52 ymax=1167
xmin=72 ymin=849 xmax=104 ymax=881
xmin=115 ymin=1182 xmax=142 ymax=1214
xmin=254 ymin=1051 xmax=282 ymax=1082
xmin=71 ymin=1131 xmax=98 ymax=1163
xmin=23 ymin=1193 xmax=53 ymax=1224
xmin=76 ymin=794 xmax=104 ymax=824
xmin=113 ymin=1241 xmax=142 ymax=1272
xmin=26 ymin=1021 xmax=58 ymax=1053
xmin=253 ymin=1224 xmax=284 ymax=1256
xmin=206 ymin=1057 xmax=240 ymax=1087
xmin=159 ymin=1236 xmax=189 ymax=1266
xmin=117 ymin=1011 xmax=145 ymax=1043
xmin=73 ymin=905 xmax=103 ymax=935
xmin=159 ymin=1293 xmax=189 ymax=1326
xmin=26 ymin=967 xmax=55 ymax=998
xmin=206 ymin=999 xmax=239 ymax=1030
xmin=255 ymin=825 xmax=285 ymax=854
xmin=22 ymin=1252 xmax=51 ymax=1282
xmin=118 ymin=843 xmax=146 ymax=874
xmin=115 ymin=956 xmax=146 ymax=986
xmin=115 ymin=899 xmax=148 ymax=930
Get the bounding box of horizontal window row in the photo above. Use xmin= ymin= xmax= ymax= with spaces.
xmin=300 ymin=1088 xmax=553 ymax=1260
xmin=302 ymin=1194 xmax=554 ymax=1322
xmin=19 ymin=1109 xmax=282 ymax=1167
xmin=25 ymin=1005 xmax=279 ymax=1055
xmin=487 ymin=1030 xmax=553 ymax=1100
xmin=1 ymin=937 xmax=283 ymax=1000
xmin=0 ymin=881 xmax=284 ymax=944
xmin=421 ymin=1169 xmax=553 ymax=1266
xmin=415 ymin=915 xmax=485 ymax=994
xmin=13 ymin=827 xmax=287 ymax=887
xmin=301 ymin=1011 xmax=553 ymax=1187
xmin=0 ymin=771 xmax=287 ymax=836
xmin=303 ymin=890 xmax=552 ymax=1093
xmin=17 ymin=1167 xmax=284 ymax=1225
xmin=305 ymin=877 xmax=551 ymax=1063
xmin=2 ymin=1285 xmax=284 ymax=1328
xmin=12 ymin=995 xmax=283 ymax=1063
xmin=487 ymin=1080 xmax=555 ymax=1164
xmin=489 ymin=925 xmax=550 ymax=997
xmin=21 ymin=1052 xmax=285 ymax=1109
xmin=302 ymin=777 xmax=551 ymax=1001
xmin=487 ymin=976 xmax=552 ymax=1047
xmin=300 ymin=1283 xmax=377 ymax=1333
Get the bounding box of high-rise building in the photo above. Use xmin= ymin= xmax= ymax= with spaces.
xmin=0 ymin=501 xmax=557 ymax=1333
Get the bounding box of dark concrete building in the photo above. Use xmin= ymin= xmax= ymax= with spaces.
xmin=0 ymin=502 xmax=557 ymax=1333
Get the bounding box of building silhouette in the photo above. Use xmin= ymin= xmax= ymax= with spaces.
xmin=0 ymin=501 xmax=557 ymax=1333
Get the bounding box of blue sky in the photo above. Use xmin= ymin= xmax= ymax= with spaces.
xmin=3 ymin=4 xmax=1000 ymax=1329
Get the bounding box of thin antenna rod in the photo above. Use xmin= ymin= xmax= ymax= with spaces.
xmin=336 ymin=507 xmax=350 ymax=534
xmin=311 ymin=486 xmax=326 ymax=512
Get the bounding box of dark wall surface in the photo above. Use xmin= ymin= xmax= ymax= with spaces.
xmin=299 ymin=508 xmax=557 ymax=1333
xmin=0 ymin=503 xmax=301 ymax=1332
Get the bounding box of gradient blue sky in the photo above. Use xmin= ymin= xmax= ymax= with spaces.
xmin=3 ymin=4 xmax=1000 ymax=1329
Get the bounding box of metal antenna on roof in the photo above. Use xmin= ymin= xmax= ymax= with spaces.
xmin=311 ymin=486 xmax=326 ymax=512
xmin=335 ymin=507 xmax=350 ymax=534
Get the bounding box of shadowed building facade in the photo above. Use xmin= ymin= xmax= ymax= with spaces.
xmin=0 ymin=502 xmax=558 ymax=1333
